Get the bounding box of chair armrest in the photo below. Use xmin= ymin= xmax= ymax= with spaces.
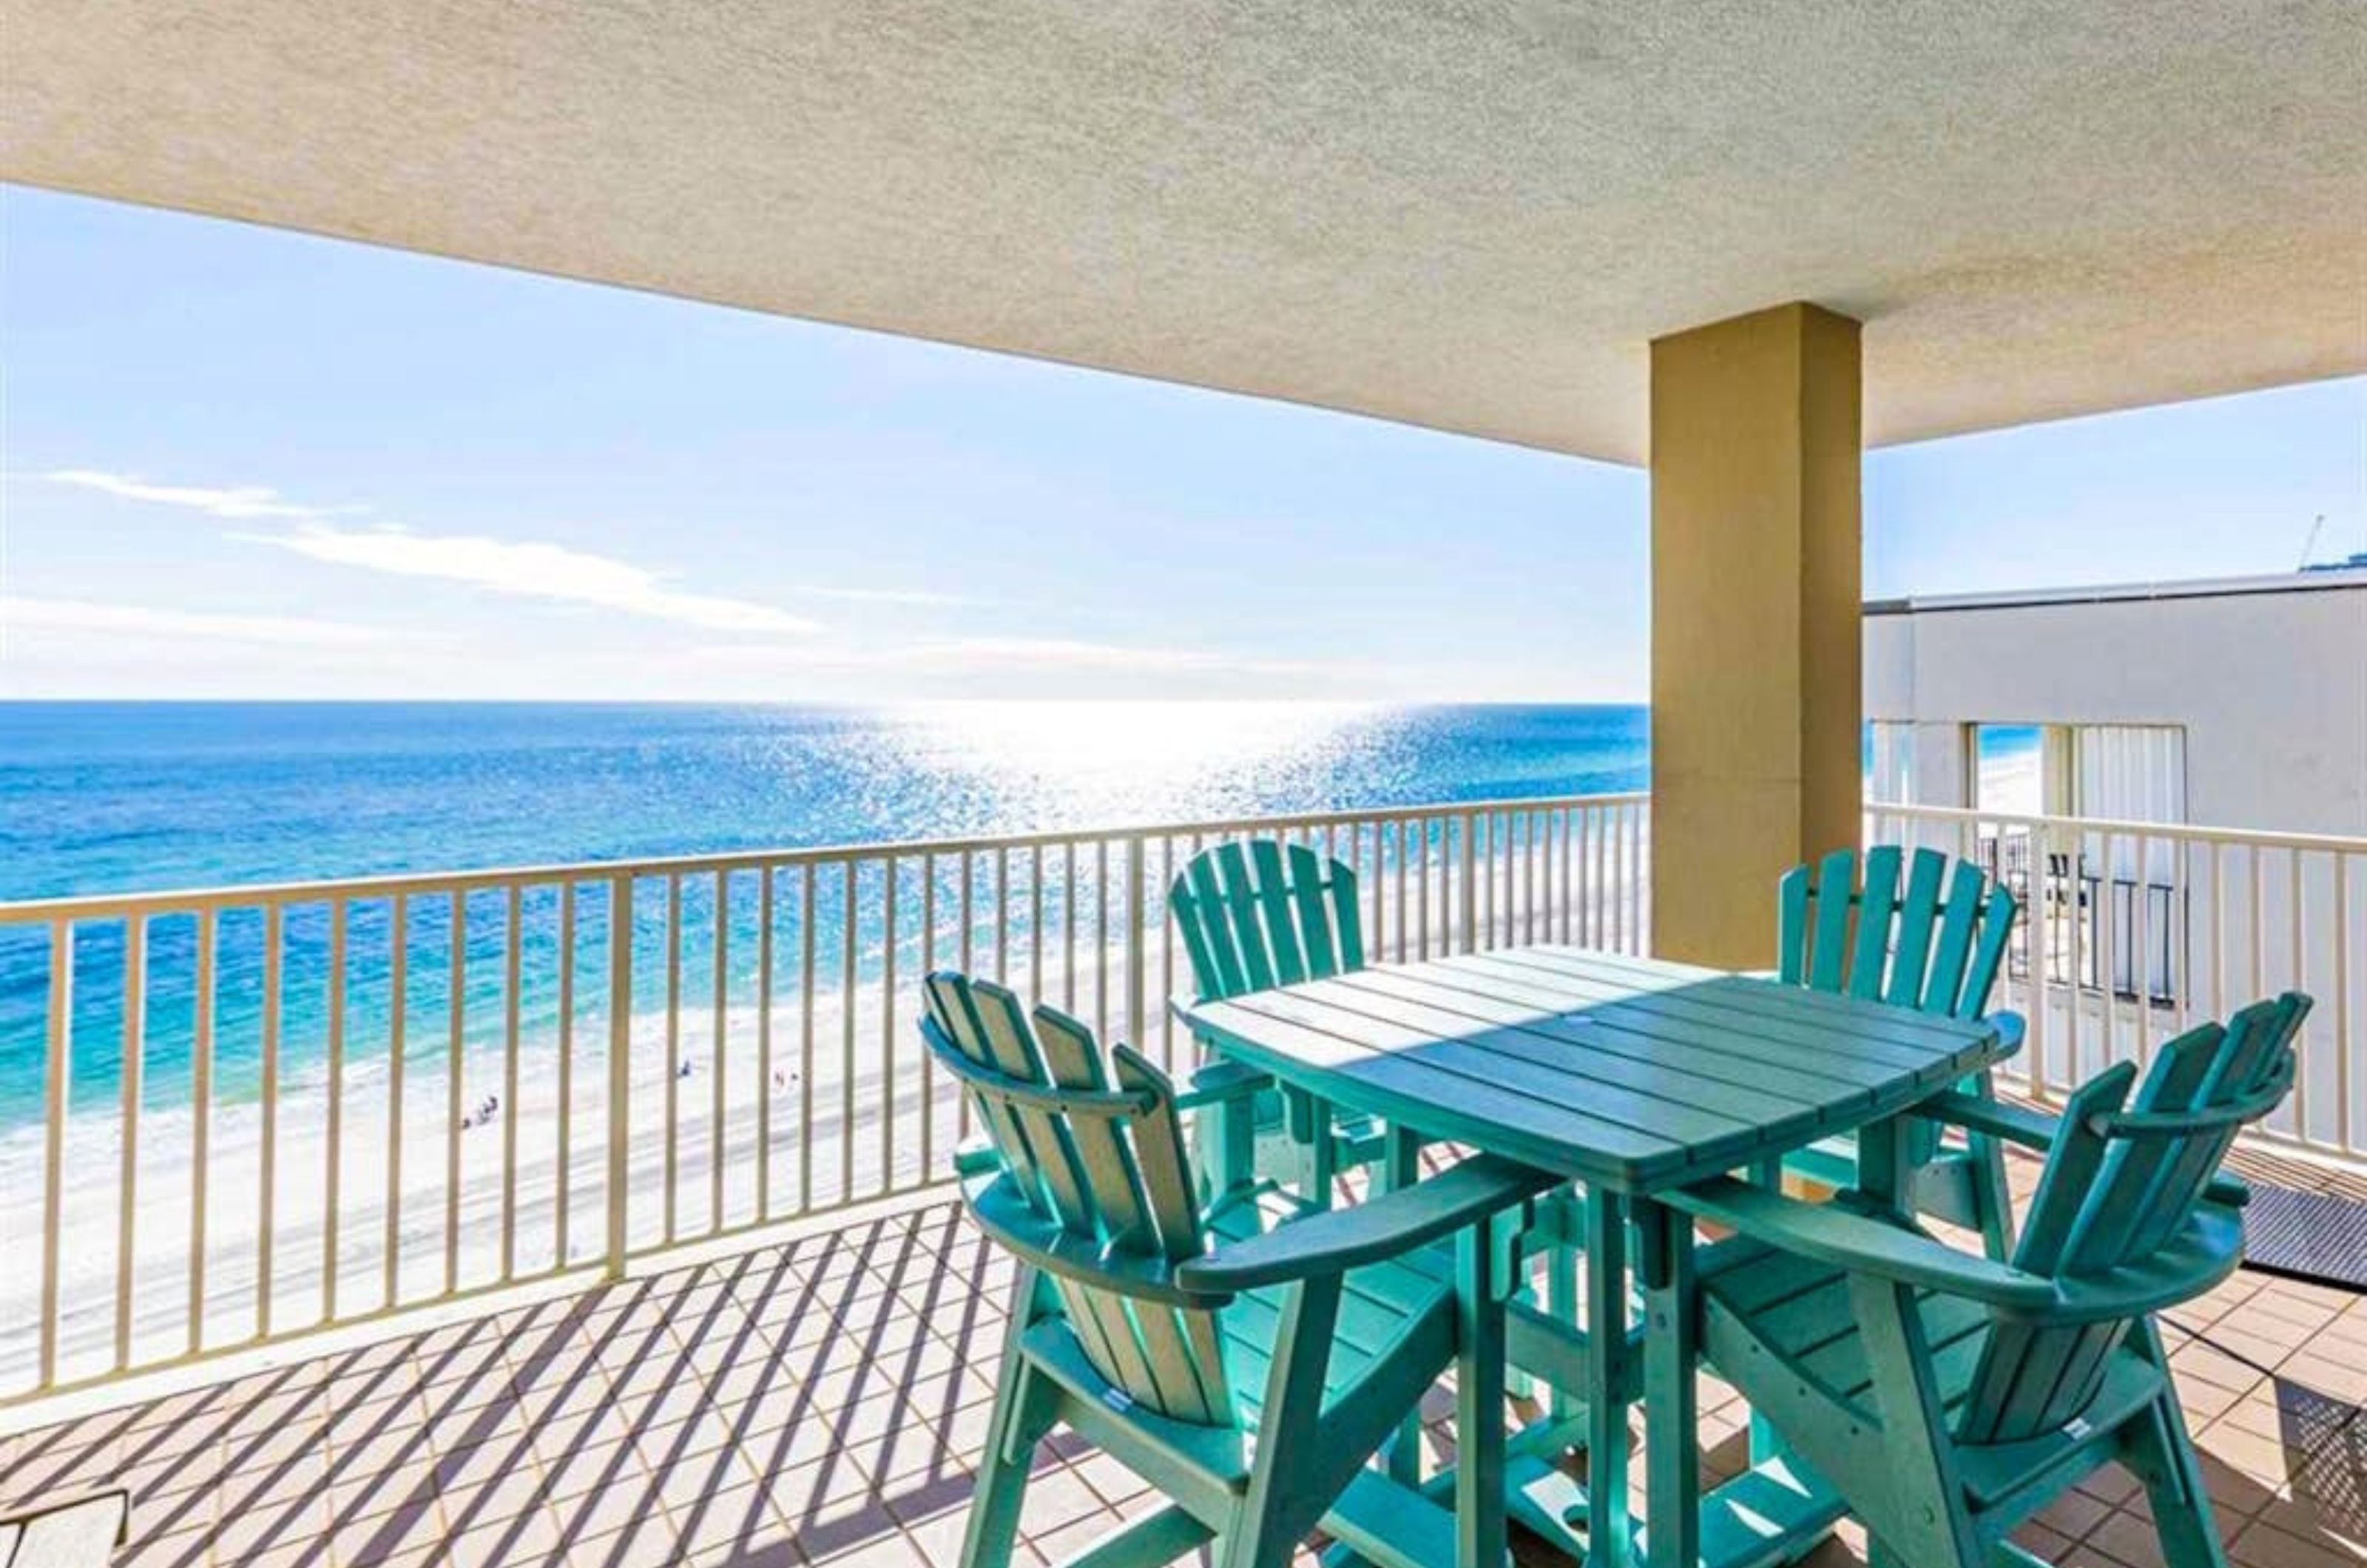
xmin=1175 ymin=1154 xmax=1560 ymax=1294
xmin=1912 ymin=1089 xmax=2060 ymax=1151
xmin=1911 ymin=1089 xmax=2249 ymax=1207
xmin=1173 ymin=1058 xmax=1271 ymax=1110
xmin=1669 ymin=1176 xmax=2061 ymax=1314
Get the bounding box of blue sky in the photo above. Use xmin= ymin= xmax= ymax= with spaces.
xmin=3 ymin=185 xmax=2361 ymax=701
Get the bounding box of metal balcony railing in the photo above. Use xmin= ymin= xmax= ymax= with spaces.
xmin=5 ymin=792 xmax=2356 ymax=1410
xmin=0 ymin=793 xmax=1649 ymax=1404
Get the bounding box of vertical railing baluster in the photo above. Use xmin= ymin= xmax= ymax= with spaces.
xmin=800 ymin=862 xmax=817 ymax=1214
xmin=1124 ymin=837 xmax=1147 ymax=1052
xmin=1031 ymin=845 xmax=1044 ymax=1000
xmin=2098 ymin=830 xmax=2118 ymax=1069
xmin=920 ymin=853 xmax=936 ymax=1181
xmin=756 ymin=865 xmax=775 ymax=1222
xmin=712 ymin=868 xmax=729 ymax=1232
xmin=1160 ymin=836 xmax=1178 ymax=1067
xmin=117 ymin=913 xmax=146 ymax=1371
xmin=2135 ymin=833 xmax=2154 ymax=1064
xmin=386 ymin=895 xmax=407 ymax=1305
xmin=882 ymin=856 xmax=898 ymax=1196
xmin=556 ymin=884 xmax=575 ymax=1268
xmin=663 ymin=873 xmax=682 ymax=1243
xmin=1628 ymin=803 xmax=1644 ymax=953
xmin=2333 ymin=851 xmax=2351 ymax=1157
xmin=502 ymin=883 xmax=522 ymax=1278
xmin=260 ymin=903 xmax=283 ymax=1338
xmin=1417 ymin=816 xmax=1431 ymax=959
xmin=1062 ymin=843 xmax=1077 ymax=1013
xmin=2289 ymin=847 xmax=2307 ymax=1140
xmin=1095 ymin=839 xmax=1110 ymax=1041
xmin=39 ymin=921 xmax=72 ymax=1388
xmin=604 ymin=875 xmax=632 ymax=1278
xmin=324 ymin=901 xmax=345 ymax=1318
xmin=1459 ymin=811 xmax=1478 ymax=956
xmin=444 ymin=892 xmax=466 ymax=1294
xmin=192 ymin=908 xmax=215 ymax=1353
xmin=959 ymin=849 xmax=976 ymax=1135
xmin=840 ymin=859 xmax=858 ymax=1202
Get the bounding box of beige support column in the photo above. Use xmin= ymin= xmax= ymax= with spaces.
xmin=1650 ymin=302 xmax=1863 ymax=967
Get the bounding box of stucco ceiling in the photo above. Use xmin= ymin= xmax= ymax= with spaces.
xmin=5 ymin=1 xmax=2362 ymax=464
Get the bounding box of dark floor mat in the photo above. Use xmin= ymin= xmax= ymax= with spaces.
xmin=2242 ymin=1183 xmax=2367 ymax=1290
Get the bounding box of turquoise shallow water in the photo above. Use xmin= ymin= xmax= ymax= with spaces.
xmin=0 ymin=702 xmax=1652 ymax=1126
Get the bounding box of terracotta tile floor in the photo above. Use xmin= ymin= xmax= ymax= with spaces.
xmin=4 ymin=1148 xmax=2363 ymax=1568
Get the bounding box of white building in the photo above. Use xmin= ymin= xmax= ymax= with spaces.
xmin=1866 ymin=567 xmax=2367 ymax=835
xmin=1863 ymin=568 xmax=2364 ymax=1136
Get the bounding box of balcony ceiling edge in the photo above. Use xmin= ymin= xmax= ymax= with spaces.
xmin=4 ymin=1 xmax=2362 ymax=465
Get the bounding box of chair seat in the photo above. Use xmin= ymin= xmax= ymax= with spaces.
xmin=1701 ymin=1237 xmax=2165 ymax=1507
xmin=1210 ymin=1189 xmax=1456 ymax=1425
xmin=1019 ymin=1186 xmax=1458 ymax=1491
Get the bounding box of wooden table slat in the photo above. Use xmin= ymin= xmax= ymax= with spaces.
xmin=1288 ymin=973 xmax=1827 ymax=1141
xmin=1202 ymin=992 xmax=1697 ymax=1177
xmin=1366 ymin=962 xmax=1908 ymax=1098
xmin=1490 ymin=947 xmax=1979 ymax=1049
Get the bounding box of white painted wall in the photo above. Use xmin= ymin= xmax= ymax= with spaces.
xmin=1865 ymin=572 xmax=2367 ymax=835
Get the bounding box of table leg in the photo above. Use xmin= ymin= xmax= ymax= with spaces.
xmin=1638 ymin=1197 xmax=1700 ymax=1568
xmin=1857 ymin=1112 xmax=1911 ymax=1220
xmin=1584 ymin=1189 xmax=1632 ymax=1568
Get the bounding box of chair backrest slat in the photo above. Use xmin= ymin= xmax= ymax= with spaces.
xmin=926 ymin=973 xmax=1052 ymax=1200
xmin=925 ymin=970 xmax=1231 ymax=1426
xmin=1033 ymin=1006 xmax=1158 ymax=1252
xmin=1956 ymin=996 xmax=2309 ymax=1444
xmin=1777 ymin=864 xmax=1812 ymax=987
xmin=1114 ymin=1044 xmax=1206 ymax=1261
xmin=1778 ymin=848 xmax=2018 ymax=1023
xmin=1172 ymin=840 xmax=1365 ymax=1002
xmin=1883 ymin=849 xmax=1948 ymax=1008
xmin=1249 ymin=839 xmax=1309 ymax=985
xmin=969 ymin=983 xmax=1101 ymax=1234
xmin=1806 ymin=847 xmax=1857 ymax=992
xmin=1918 ymin=862 xmax=1986 ymax=1017
xmin=1959 ymin=886 xmax=2019 ymax=1021
xmin=1846 ymin=845 xmax=1903 ymax=1000
xmin=1215 ymin=842 xmax=1278 ymax=993
xmin=1180 ymin=851 xmax=1249 ymax=998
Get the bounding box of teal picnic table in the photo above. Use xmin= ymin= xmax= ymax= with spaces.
xmin=1176 ymin=943 xmax=2014 ymax=1568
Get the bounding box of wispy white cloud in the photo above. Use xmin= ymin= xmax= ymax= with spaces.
xmin=237 ymin=523 xmax=823 ymax=635
xmin=1 ymin=595 xmax=388 ymax=646
xmin=43 ymin=468 xmax=985 ymax=628
xmin=44 ymin=469 xmax=361 ymax=521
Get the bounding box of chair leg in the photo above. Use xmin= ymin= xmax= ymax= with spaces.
xmin=959 ymin=1363 xmax=1059 ymax=1568
xmin=2122 ymin=1390 xmax=2230 ymax=1568
xmin=963 ymin=1269 xmax=1064 ymax=1568
xmin=1968 ymin=1072 xmax=2016 ymax=1260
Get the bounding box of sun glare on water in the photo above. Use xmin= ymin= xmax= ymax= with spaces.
xmin=874 ymin=700 xmax=1390 ymax=831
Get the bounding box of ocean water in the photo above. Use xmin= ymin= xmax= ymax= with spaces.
xmin=0 ymin=702 xmax=1652 ymax=1128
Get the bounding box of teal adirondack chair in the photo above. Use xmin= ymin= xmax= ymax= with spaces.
xmin=924 ymin=970 xmax=1556 ymax=1568
xmin=1777 ymin=846 xmax=2025 ymax=1257
xmin=1674 ymin=992 xmax=2309 ymax=1568
xmin=1169 ymin=840 xmax=1402 ymax=1197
